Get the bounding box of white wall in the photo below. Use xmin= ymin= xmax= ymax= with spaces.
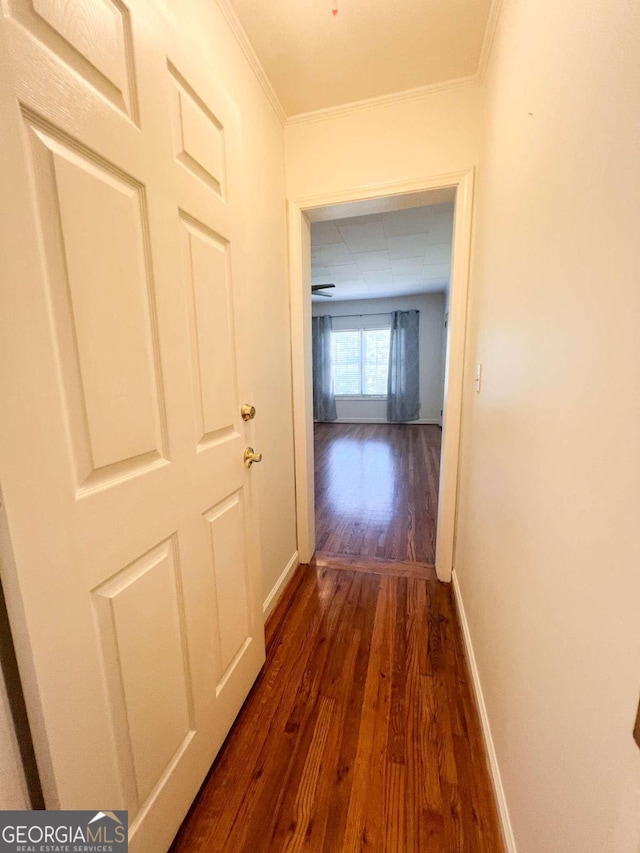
xmin=312 ymin=294 xmax=446 ymax=422
xmin=285 ymin=83 xmax=483 ymax=199
xmin=454 ymin=0 xmax=640 ymax=851
xmin=162 ymin=0 xmax=298 ymax=608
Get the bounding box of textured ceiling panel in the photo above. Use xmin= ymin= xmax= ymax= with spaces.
xmin=311 ymin=203 xmax=453 ymax=301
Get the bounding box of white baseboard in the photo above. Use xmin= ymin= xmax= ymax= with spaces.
xmin=451 ymin=569 xmax=517 ymax=853
xmin=262 ymin=550 xmax=299 ymax=621
xmin=325 ymin=418 xmax=440 ymax=425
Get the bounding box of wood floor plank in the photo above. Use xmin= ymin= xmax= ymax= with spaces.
xmin=343 ymin=575 xmax=394 ymax=852
xmin=321 ymin=577 xmax=379 ymax=851
xmin=384 ymin=761 xmax=407 ymax=852
xmin=281 ymin=695 xmax=334 ymax=853
xmin=299 ymin=629 xmax=361 ymax=852
xmin=267 ymin=573 xmax=363 ymax=851
xmin=387 ymin=577 xmax=408 ymax=765
xmin=230 ymin=572 xmax=356 ymax=851
xmin=170 ymin=565 xmax=504 ymax=853
xmin=312 ymin=551 xmax=437 ymax=580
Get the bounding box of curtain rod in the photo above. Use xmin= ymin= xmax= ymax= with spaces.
xmin=312 ymin=311 xmax=392 ymax=320
xmin=313 ymin=309 xmax=418 ymax=320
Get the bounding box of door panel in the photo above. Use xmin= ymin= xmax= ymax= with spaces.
xmin=92 ymin=535 xmax=194 ymax=809
xmin=179 ymin=214 xmax=238 ymax=447
xmin=203 ymin=492 xmax=251 ymax=679
xmin=0 ymin=2 xmax=265 ymax=851
xmin=25 ymin=118 xmax=167 ymax=486
xmin=169 ymin=63 xmax=226 ymax=197
xmin=6 ymin=0 xmax=138 ymax=119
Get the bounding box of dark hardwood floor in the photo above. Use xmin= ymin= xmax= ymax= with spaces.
xmin=171 ymin=564 xmax=504 ymax=853
xmin=314 ymin=423 xmax=441 ymax=566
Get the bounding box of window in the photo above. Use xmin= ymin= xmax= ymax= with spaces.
xmin=331 ymin=327 xmax=391 ymax=396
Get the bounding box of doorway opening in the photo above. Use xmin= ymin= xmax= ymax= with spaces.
xmin=288 ymin=171 xmax=474 ymax=582
xmin=311 ymin=197 xmax=452 ymax=569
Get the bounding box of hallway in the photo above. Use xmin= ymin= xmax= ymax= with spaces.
xmin=171 ymin=564 xmax=503 ymax=852
xmin=314 ymin=424 xmax=442 ymax=565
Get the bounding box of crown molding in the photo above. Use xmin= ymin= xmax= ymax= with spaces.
xmin=285 ymin=74 xmax=481 ymax=127
xmin=213 ymin=0 xmax=287 ymax=127
xmin=285 ymin=0 xmax=502 ymax=126
xmin=478 ymin=0 xmax=503 ymax=80
xmin=213 ymin=0 xmax=501 ymax=129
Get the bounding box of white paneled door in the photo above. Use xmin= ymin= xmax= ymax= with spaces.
xmin=0 ymin=2 xmax=265 ymax=851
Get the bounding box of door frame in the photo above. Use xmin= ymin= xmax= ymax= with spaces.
xmin=287 ymin=169 xmax=475 ymax=582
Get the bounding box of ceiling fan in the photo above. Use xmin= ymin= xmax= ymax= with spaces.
xmin=311 ymin=283 xmax=335 ymax=297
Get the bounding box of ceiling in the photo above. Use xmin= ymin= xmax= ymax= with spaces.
xmin=227 ymin=0 xmax=493 ymax=116
xmin=311 ymin=203 xmax=453 ymax=302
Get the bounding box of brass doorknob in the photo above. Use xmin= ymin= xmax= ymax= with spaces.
xmin=244 ymin=447 xmax=263 ymax=468
xmin=241 ymin=404 xmax=256 ymax=421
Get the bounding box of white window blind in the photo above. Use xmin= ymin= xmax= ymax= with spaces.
xmin=331 ymin=327 xmax=391 ymax=396
xmin=331 ymin=329 xmax=360 ymax=396
xmin=363 ymin=328 xmax=391 ymax=395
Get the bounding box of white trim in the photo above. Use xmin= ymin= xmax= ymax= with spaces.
xmin=289 ymin=206 xmax=315 ymax=563
xmin=262 ymin=551 xmax=299 ymax=621
xmin=478 ymin=0 xmax=503 ymax=81
xmin=452 ymin=569 xmax=517 ymax=853
xmin=286 ymin=75 xmax=479 ymax=127
xmin=213 ymin=0 xmax=501 ymax=129
xmin=285 ymin=0 xmax=502 ymax=127
xmin=291 ymin=171 xmax=469 ymax=215
xmin=434 ymin=171 xmax=473 ymax=581
xmin=213 ymin=0 xmax=287 ymax=127
xmin=318 ymin=418 xmax=440 ymax=425
xmin=288 ymin=170 xmax=474 ymax=579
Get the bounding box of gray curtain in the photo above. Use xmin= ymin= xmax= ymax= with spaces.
xmin=387 ymin=310 xmax=420 ymax=422
xmin=312 ymin=316 xmax=337 ymax=422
